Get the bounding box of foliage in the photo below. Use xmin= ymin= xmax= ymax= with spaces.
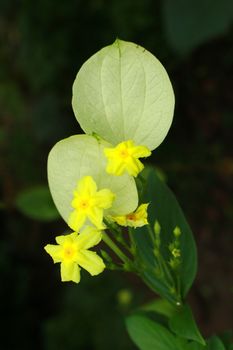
xmin=15 ymin=186 xmax=59 ymax=221
xmin=1 ymin=1 xmax=233 ymax=349
xmin=133 ymin=168 xmax=197 ymax=302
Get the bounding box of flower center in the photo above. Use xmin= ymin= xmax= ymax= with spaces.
xmin=119 ymin=148 xmax=129 ymax=159
xmin=78 ymin=199 xmax=90 ymax=210
xmin=126 ymin=213 xmax=136 ymax=221
xmin=63 ymin=244 xmax=76 ymax=261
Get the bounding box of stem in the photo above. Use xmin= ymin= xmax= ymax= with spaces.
xmin=159 ymin=257 xmax=182 ymax=303
xmin=147 ymin=224 xmax=155 ymax=243
xmin=147 ymin=225 xmax=172 ymax=283
xmin=160 ymin=257 xmax=174 ymax=285
xmin=155 ymin=253 xmax=164 ymax=278
xmin=128 ymin=227 xmax=137 ymax=254
xmin=104 ymin=219 xmax=132 ymax=252
xmin=176 ymin=274 xmax=181 ymax=300
xmin=102 ymin=232 xmax=131 ymax=265
xmin=147 ymin=222 xmax=181 ymax=302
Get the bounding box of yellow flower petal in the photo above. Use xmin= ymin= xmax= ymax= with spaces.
xmin=76 ymin=250 xmax=105 ymax=276
xmin=94 ymin=189 xmax=115 ymax=208
xmin=110 ymin=215 xmax=127 ymax=226
xmin=60 ymin=261 xmax=80 ymax=283
xmin=44 ymin=244 xmax=63 ymax=263
xmin=77 ymin=227 xmax=102 ymax=250
xmin=106 ymin=158 xmax=125 ymax=176
xmin=76 ymin=175 xmax=97 ymax=196
xmin=131 ymin=144 xmax=151 ymax=158
xmin=55 ymin=232 xmax=77 ymax=245
xmin=125 ymin=157 xmax=144 ymax=177
xmin=104 ymin=140 xmax=151 ymax=177
xmin=86 ymin=206 xmax=104 ymax=229
xmin=68 ymin=210 xmax=86 ymax=232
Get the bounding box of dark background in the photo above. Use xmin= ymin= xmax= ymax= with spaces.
xmin=1 ymin=0 xmax=233 ymax=349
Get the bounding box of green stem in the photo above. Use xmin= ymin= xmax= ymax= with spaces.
xmin=175 ymin=270 xmax=182 ymax=301
xmin=160 ymin=257 xmax=174 ymax=285
xmin=128 ymin=227 xmax=137 ymax=254
xmin=159 ymin=257 xmax=182 ymax=303
xmin=147 ymin=222 xmax=181 ymax=302
xmin=147 ymin=225 xmax=172 ymax=284
xmin=147 ymin=224 xmax=155 ymax=243
xmin=105 ymin=221 xmax=132 ymax=254
xmin=154 ymin=253 xmax=164 ymax=278
xmin=102 ymin=232 xmax=131 ymax=265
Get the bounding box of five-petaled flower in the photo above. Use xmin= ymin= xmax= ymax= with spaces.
xmin=68 ymin=175 xmax=115 ymax=232
xmin=104 ymin=140 xmax=151 ymax=177
xmin=44 ymin=227 xmax=105 ymax=283
xmin=110 ymin=203 xmax=149 ymax=228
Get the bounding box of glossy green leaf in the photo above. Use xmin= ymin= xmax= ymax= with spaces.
xmin=219 ymin=330 xmax=233 ymax=349
xmin=126 ymin=314 xmax=179 ymax=350
xmin=189 ymin=344 xmax=205 ymax=350
xmin=141 ymin=298 xmax=175 ymax=318
xmin=169 ymin=304 xmax=205 ymax=345
xmin=207 ymin=336 xmax=226 ymax=350
xmin=133 ymin=167 xmax=197 ymax=301
xmin=15 ymin=186 xmax=59 ymax=221
xmin=72 ymin=39 xmax=175 ymax=150
xmin=176 ymin=339 xmax=205 ymax=350
xmin=47 ymin=134 xmax=138 ymax=224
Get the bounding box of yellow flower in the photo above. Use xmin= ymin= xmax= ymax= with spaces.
xmin=68 ymin=176 xmax=115 ymax=232
xmin=111 ymin=203 xmax=149 ymax=228
xmin=104 ymin=140 xmax=151 ymax=177
xmin=44 ymin=227 xmax=105 ymax=283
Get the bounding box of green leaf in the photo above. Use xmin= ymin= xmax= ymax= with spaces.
xmin=133 ymin=167 xmax=197 ymax=301
xmin=72 ymin=39 xmax=175 ymax=151
xmin=175 ymin=339 xmax=205 ymax=350
xmin=47 ymin=134 xmax=138 ymax=224
xmin=219 ymin=330 xmax=233 ymax=349
xmin=15 ymin=186 xmax=59 ymax=221
xmin=207 ymin=336 xmax=226 ymax=350
xmin=126 ymin=314 xmax=179 ymax=350
xmin=162 ymin=0 xmax=233 ymax=55
xmin=169 ymin=304 xmax=205 ymax=345
xmin=140 ymin=298 xmax=175 ymax=318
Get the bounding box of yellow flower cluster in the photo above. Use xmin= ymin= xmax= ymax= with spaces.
xmin=45 ymin=143 xmax=151 ymax=283
xmin=45 ymin=176 xmax=115 ymax=283
xmin=45 ymin=41 xmax=169 ymax=284
xmin=45 ymin=134 xmax=152 ymax=282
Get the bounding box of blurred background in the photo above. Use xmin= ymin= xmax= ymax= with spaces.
xmin=1 ymin=0 xmax=233 ymax=349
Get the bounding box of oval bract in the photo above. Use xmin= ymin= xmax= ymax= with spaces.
xmin=72 ymin=39 xmax=175 ymax=150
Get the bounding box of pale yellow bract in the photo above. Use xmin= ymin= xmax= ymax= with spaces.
xmin=104 ymin=140 xmax=151 ymax=177
xmin=44 ymin=227 xmax=105 ymax=283
xmin=72 ymin=40 xmax=175 ymax=151
xmin=68 ymin=175 xmax=115 ymax=232
xmin=111 ymin=203 xmax=149 ymax=228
